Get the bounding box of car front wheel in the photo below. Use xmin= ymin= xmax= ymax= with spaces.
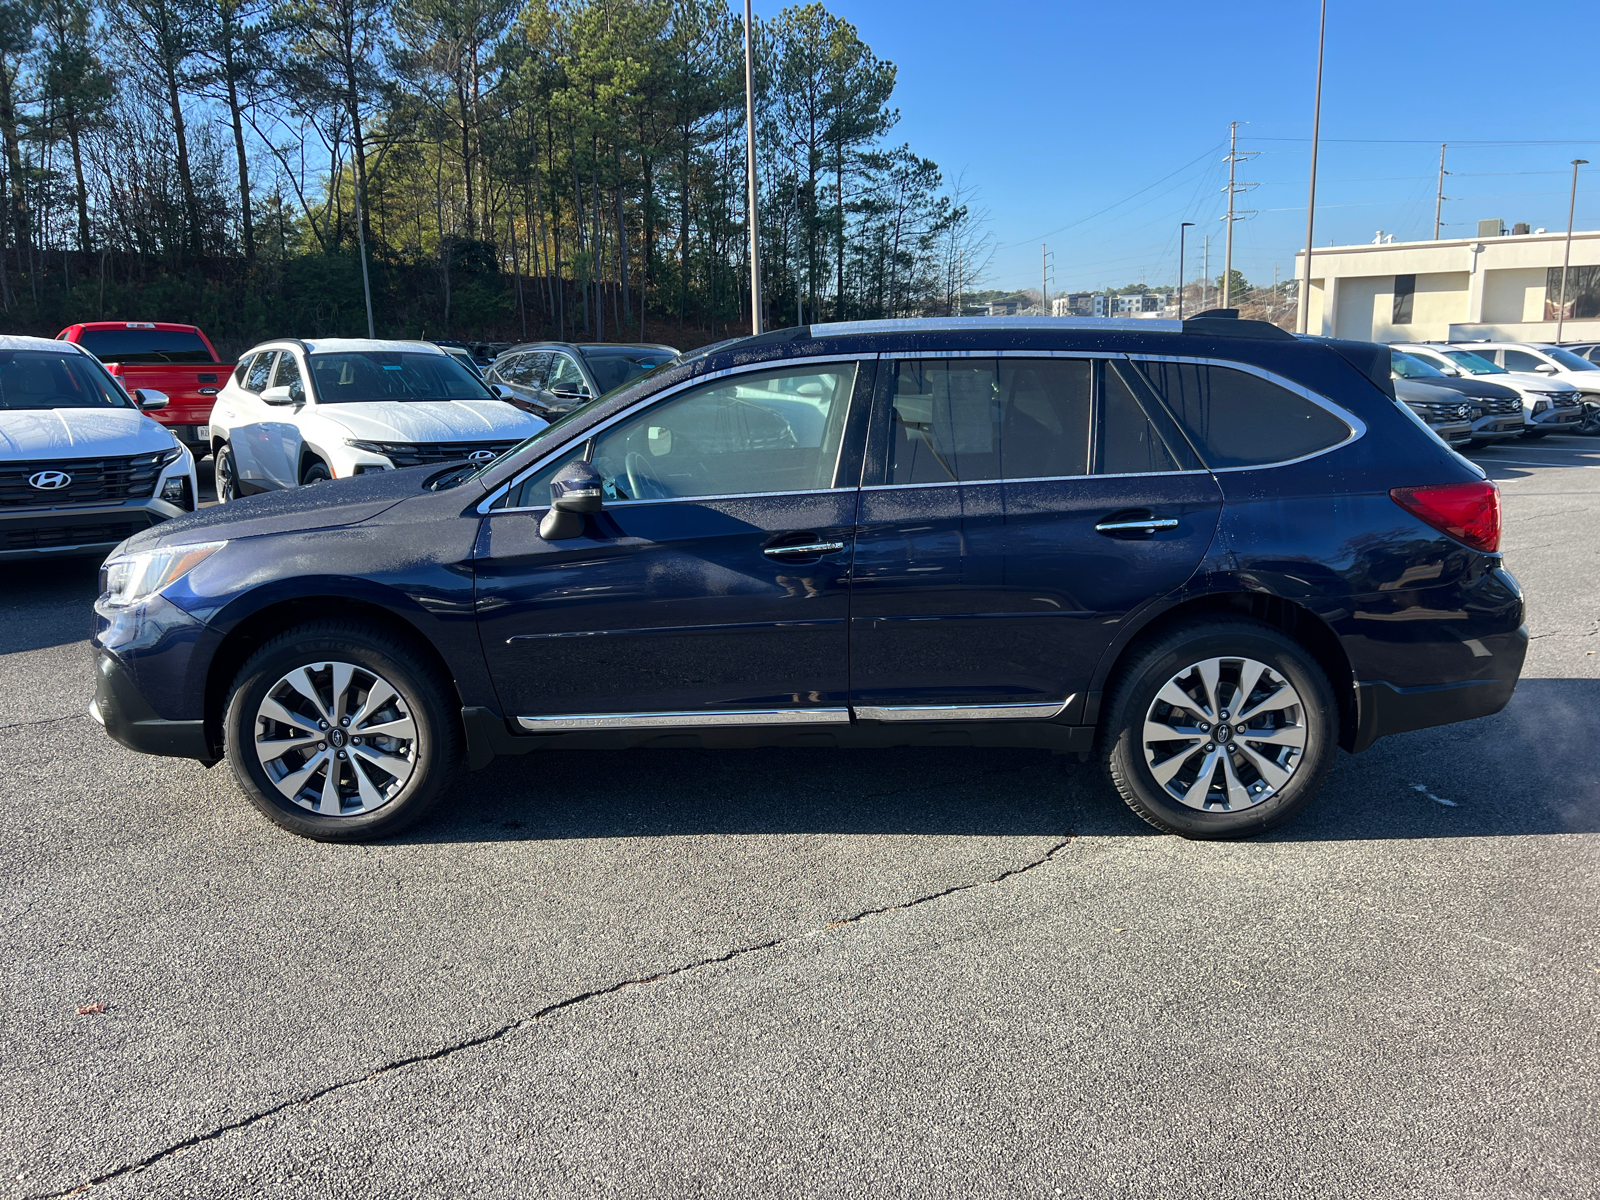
xmin=223 ymin=622 xmax=462 ymax=841
xmin=214 ymin=443 xmax=239 ymax=503
xmin=1101 ymin=619 xmax=1338 ymax=839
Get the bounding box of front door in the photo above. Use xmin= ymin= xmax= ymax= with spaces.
xmin=849 ymin=354 xmax=1223 ymax=720
xmin=475 ymin=358 xmax=873 ymax=725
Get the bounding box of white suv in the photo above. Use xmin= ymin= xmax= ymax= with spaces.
xmin=1 ymin=335 xmax=197 ymax=561
xmin=207 ymin=339 xmax=547 ymax=500
xmin=1398 ymin=343 xmax=1585 ymax=438
xmin=1448 ymin=343 xmax=1597 ymax=432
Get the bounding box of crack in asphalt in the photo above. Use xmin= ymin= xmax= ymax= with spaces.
xmin=26 ymin=832 xmax=1076 ymax=1198
xmin=0 ymin=713 xmax=84 ymax=734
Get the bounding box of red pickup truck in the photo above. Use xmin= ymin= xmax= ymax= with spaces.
xmin=56 ymin=322 xmax=235 ymax=458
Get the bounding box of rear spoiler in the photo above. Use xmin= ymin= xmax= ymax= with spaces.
xmin=1298 ymin=335 xmax=1396 ymax=399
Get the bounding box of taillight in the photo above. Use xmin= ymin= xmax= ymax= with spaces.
xmin=1390 ymin=480 xmax=1500 ymax=552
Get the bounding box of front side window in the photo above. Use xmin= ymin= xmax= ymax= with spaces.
xmin=243 ymin=351 xmax=277 ymax=394
xmin=546 ymin=355 xmax=587 ymax=395
xmin=1391 ymin=352 xmax=1445 ymax=380
xmin=1134 ymin=359 xmax=1351 ymax=469
xmin=0 ymin=350 xmax=131 ymax=409
xmin=581 ymin=347 xmax=678 ymax=395
xmin=1502 ymin=349 xmax=1547 ymax=373
xmin=308 ymin=351 xmax=493 ymax=403
xmin=270 ymin=352 xmax=305 ymax=402
xmin=587 ymin=363 xmax=857 ymax=501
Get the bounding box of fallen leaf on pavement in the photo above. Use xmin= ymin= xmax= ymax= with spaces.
xmin=75 ymin=1003 xmax=106 ymax=1015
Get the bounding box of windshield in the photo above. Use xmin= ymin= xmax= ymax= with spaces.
xmin=1542 ymin=346 xmax=1600 ymax=372
xmin=0 ymin=349 xmax=132 ymax=410
xmin=308 ymin=351 xmax=495 ymax=403
xmin=1391 ymin=352 xmax=1445 ymax=379
xmin=580 ymin=347 xmax=678 ymax=394
xmin=75 ymin=328 xmax=214 ymax=364
xmin=1439 ymin=350 xmax=1505 ymax=374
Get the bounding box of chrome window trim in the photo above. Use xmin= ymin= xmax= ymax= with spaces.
xmin=500 ymin=485 xmax=856 ymax=513
xmin=477 ymin=353 xmax=872 ymax=514
xmin=854 ymin=700 xmax=1071 ymax=722
xmin=858 ymin=469 xmax=1210 ymax=494
xmin=517 ymin=707 xmax=851 ymax=731
xmin=879 ymin=348 xmax=1125 ymax=361
xmin=1125 ymin=353 xmax=1367 ymax=472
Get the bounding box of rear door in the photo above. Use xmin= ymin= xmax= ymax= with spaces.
xmin=849 ymin=353 xmax=1223 ymax=720
xmin=474 ymin=357 xmax=873 ymax=724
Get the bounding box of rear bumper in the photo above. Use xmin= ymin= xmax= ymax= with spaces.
xmin=90 ymin=647 xmax=213 ymax=760
xmin=1349 ymin=668 xmax=1521 ymax=753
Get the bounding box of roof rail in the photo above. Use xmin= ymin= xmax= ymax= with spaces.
xmin=808 ymin=315 xmax=1183 ymax=337
xmin=1182 ymin=315 xmax=1295 ymax=341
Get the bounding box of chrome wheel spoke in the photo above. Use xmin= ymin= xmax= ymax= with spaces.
xmin=255 ymin=660 xmax=416 ymax=818
xmin=1144 ymin=653 xmax=1304 ymax=814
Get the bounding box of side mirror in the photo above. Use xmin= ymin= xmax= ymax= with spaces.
xmin=1438 ymin=366 xmax=1460 ymax=376
xmin=261 ymin=385 xmax=296 ymax=405
xmin=493 ymin=384 xmax=519 ymax=402
xmin=134 ymin=388 xmax=169 ymax=411
xmin=538 ymin=460 xmax=605 ymax=540
xmin=1535 ymin=362 xmax=1559 ymax=375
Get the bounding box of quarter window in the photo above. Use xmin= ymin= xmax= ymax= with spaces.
xmin=243 ymin=351 xmax=276 ymax=394
xmin=1133 ymin=360 xmax=1350 ymax=469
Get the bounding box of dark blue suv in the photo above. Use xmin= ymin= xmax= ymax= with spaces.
xmin=90 ymin=316 xmax=1526 ymax=841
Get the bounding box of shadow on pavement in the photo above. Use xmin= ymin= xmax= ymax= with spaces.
xmin=407 ymin=678 xmax=1598 ymax=846
xmin=0 ymin=558 xmax=101 ymax=654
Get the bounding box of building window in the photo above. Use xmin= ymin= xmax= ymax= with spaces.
xmin=1392 ymin=274 xmax=1416 ymax=324
xmin=1545 ymin=266 xmax=1600 ymax=321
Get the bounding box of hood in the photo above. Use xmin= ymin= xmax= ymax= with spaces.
xmin=123 ymin=464 xmax=484 ymax=553
xmin=313 ymin=400 xmax=546 ymax=443
xmin=1394 ymin=379 xmax=1479 ymax=409
xmin=1404 ymin=374 xmax=1520 ymax=401
xmin=1493 ymin=371 xmax=1585 ymax=396
xmin=0 ymin=407 xmax=178 ymax=460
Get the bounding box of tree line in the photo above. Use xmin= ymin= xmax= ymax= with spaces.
xmin=0 ymin=0 xmax=990 ymax=353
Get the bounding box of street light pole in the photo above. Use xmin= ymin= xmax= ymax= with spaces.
xmin=1178 ymin=222 xmax=1194 ymax=320
xmin=744 ymin=0 xmax=763 ymax=336
xmin=1298 ymin=0 xmax=1327 ymax=335
xmin=1556 ymin=159 xmax=1587 ymax=344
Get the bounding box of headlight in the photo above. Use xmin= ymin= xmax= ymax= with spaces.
xmin=344 ymin=439 xmax=391 ymax=454
xmin=101 ymin=541 xmax=227 ymax=608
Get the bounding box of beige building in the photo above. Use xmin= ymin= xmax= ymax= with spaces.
xmin=1295 ymin=228 xmax=1600 ymax=344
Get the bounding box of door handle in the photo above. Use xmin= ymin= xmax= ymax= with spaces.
xmin=1095 ymin=517 xmax=1179 ymax=534
xmin=764 ymin=541 xmax=846 ymax=558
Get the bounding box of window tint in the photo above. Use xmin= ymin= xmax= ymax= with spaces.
xmin=1502 ymin=349 xmax=1546 ymax=372
xmin=75 ymin=328 xmax=213 ymax=364
xmin=583 ymin=363 xmax=856 ymax=501
xmin=1134 ymin=360 xmax=1351 ymax=469
xmin=547 ymin=355 xmax=587 ymax=394
xmin=581 ymin=347 xmax=678 ymax=394
xmin=270 ymin=352 xmax=305 ymax=402
xmin=1101 ymin=364 xmax=1179 ymax=474
xmin=0 ymin=349 xmax=130 ymax=409
xmin=888 ymin=359 xmax=1092 ymax=484
xmin=1391 ymin=351 xmax=1445 ymax=379
xmin=233 ymin=353 xmax=255 ymax=385
xmin=308 ymin=351 xmax=491 ymax=402
xmin=244 ymin=351 xmax=277 ymax=394
xmin=1440 ymin=350 xmax=1505 ymax=375
xmin=492 ymin=353 xmax=530 ymax=386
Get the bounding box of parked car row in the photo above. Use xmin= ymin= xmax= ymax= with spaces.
xmin=1386 ymin=339 xmax=1598 ymax=442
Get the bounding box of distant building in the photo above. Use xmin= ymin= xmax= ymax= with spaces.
xmin=987 ymin=299 xmax=1019 ymax=317
xmin=1297 ymin=227 xmax=1600 ymax=342
xmin=1053 ymin=294 xmax=1095 ymax=317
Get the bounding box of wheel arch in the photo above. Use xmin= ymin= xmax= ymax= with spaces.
xmin=201 ymin=594 xmax=464 ymax=760
xmin=1087 ymin=591 xmax=1358 ymax=751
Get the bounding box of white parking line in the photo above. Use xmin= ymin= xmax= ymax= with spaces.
xmin=1480 ymin=458 xmax=1600 ymax=470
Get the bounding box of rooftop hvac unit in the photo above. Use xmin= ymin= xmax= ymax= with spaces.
xmin=1477 ymin=218 xmax=1505 ymax=238
xmin=1511 ymin=222 xmax=1531 ymax=235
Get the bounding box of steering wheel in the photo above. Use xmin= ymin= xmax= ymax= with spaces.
xmin=624 ymin=451 xmax=666 ymax=500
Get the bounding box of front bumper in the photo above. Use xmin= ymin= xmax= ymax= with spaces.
xmin=90 ymin=646 xmax=213 ymax=760
xmin=0 ymin=497 xmax=191 ymax=562
xmin=1529 ymin=405 xmax=1582 ymax=429
xmin=1468 ymin=414 xmax=1524 ymax=441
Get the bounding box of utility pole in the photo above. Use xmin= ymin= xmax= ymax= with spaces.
xmin=1202 ymin=234 xmax=1211 ymax=312
xmin=1556 ymin=159 xmax=1588 ymax=343
xmin=1433 ymin=143 xmax=1449 ymax=240
xmin=1298 ymin=0 xmax=1327 ymax=334
xmin=743 ymin=0 xmax=763 ymax=336
xmin=1041 ymin=244 xmax=1053 ymax=314
xmin=1221 ymin=120 xmax=1258 ymax=309
xmin=1178 ymin=222 xmax=1194 ymax=320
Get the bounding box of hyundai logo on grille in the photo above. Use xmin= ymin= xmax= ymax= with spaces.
xmin=1457 ymin=405 xmax=1472 ymax=419
xmin=28 ymin=471 xmax=72 ymax=490
xmin=467 ymin=449 xmax=497 ymax=463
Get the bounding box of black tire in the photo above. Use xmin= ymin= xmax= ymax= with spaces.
xmin=1101 ymin=619 xmax=1338 ymax=839
xmin=223 ymin=621 xmax=462 ymax=841
xmin=214 ymin=442 xmax=239 ymax=503
xmin=301 ymin=459 xmax=333 ymax=485
xmin=1576 ymin=403 xmax=1600 ymax=436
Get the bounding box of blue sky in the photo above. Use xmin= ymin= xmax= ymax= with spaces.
xmin=831 ymin=0 xmax=1600 ymax=295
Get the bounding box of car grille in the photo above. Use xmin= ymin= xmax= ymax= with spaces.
xmin=1478 ymin=395 xmax=1522 ymax=416
xmin=1 ymin=518 xmax=151 ymax=551
xmin=365 ymin=441 xmax=518 ymax=469
xmin=1406 ymin=400 xmax=1480 ymax=421
xmin=0 ymin=451 xmax=179 ymax=509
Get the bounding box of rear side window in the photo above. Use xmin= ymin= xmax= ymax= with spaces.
xmin=1133 ymin=360 xmax=1351 ymax=469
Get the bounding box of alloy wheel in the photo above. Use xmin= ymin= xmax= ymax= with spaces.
xmin=1142 ymin=656 xmax=1307 ymax=812
xmin=253 ymin=661 xmax=417 ymax=816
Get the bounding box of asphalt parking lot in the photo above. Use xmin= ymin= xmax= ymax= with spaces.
xmin=3 ymin=438 xmax=1597 ymax=1199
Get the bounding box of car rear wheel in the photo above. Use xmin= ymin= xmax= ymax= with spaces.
xmin=214 ymin=443 xmax=239 ymax=503
xmin=1101 ymin=619 xmax=1338 ymax=839
xmin=223 ymin=622 xmax=462 ymax=841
